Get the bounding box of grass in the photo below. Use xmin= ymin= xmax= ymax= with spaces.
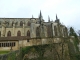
xmin=0 ymin=51 xmax=10 ymax=54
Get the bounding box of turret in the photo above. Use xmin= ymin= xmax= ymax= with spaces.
xmin=55 ymin=14 xmax=60 ymax=23
xmin=56 ymin=14 xmax=58 ymax=20
xmin=48 ymin=15 xmax=50 ymax=22
xmin=32 ymin=15 xmax=34 ymax=18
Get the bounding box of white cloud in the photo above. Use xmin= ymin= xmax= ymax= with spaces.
xmin=0 ymin=0 xmax=80 ymax=30
xmin=40 ymin=0 xmax=65 ymax=12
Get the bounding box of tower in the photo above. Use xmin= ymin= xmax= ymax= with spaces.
xmin=48 ymin=15 xmax=50 ymax=22
xmin=32 ymin=15 xmax=34 ymax=18
xmin=39 ymin=10 xmax=43 ymax=24
xmin=55 ymin=14 xmax=60 ymax=23
xmin=56 ymin=14 xmax=58 ymax=20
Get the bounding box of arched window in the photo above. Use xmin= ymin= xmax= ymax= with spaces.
xmin=0 ymin=31 xmax=1 ymax=37
xmin=47 ymin=25 xmax=52 ymax=37
xmin=47 ymin=26 xmax=50 ymax=37
xmin=27 ymin=22 xmax=31 ymax=26
xmin=7 ymin=31 xmax=11 ymax=37
xmin=0 ymin=43 xmax=1 ymax=47
xmin=12 ymin=22 xmax=14 ymax=26
xmin=17 ymin=31 xmax=21 ymax=36
xmin=20 ymin=21 xmax=23 ymax=26
xmin=36 ymin=27 xmax=40 ymax=37
xmin=27 ymin=30 xmax=30 ymax=37
xmin=54 ymin=26 xmax=57 ymax=36
xmin=64 ymin=27 xmax=68 ymax=37
xmin=0 ymin=21 xmax=1 ymax=25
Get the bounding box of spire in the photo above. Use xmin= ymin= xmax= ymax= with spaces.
xmin=56 ymin=14 xmax=58 ymax=20
xmin=32 ymin=15 xmax=34 ymax=18
xmin=40 ymin=10 xmax=42 ymax=16
xmin=39 ymin=10 xmax=43 ymax=24
xmin=48 ymin=15 xmax=50 ymax=22
xmin=39 ymin=10 xmax=43 ymax=19
xmin=55 ymin=14 xmax=60 ymax=23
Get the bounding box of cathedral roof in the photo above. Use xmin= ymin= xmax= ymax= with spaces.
xmin=0 ymin=18 xmax=39 ymax=19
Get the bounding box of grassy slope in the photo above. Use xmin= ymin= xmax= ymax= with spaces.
xmin=0 ymin=51 xmax=10 ymax=54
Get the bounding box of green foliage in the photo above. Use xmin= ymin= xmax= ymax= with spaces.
xmin=21 ymin=44 xmax=49 ymax=59
xmin=69 ymin=27 xmax=79 ymax=51
xmin=21 ymin=46 xmax=32 ymax=58
xmin=69 ymin=27 xmax=80 ymax=60
xmin=7 ymin=52 xmax=16 ymax=60
xmin=33 ymin=44 xmax=48 ymax=58
xmin=69 ymin=27 xmax=75 ymax=36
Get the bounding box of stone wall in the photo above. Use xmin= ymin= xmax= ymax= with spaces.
xmin=0 ymin=38 xmax=68 ymax=51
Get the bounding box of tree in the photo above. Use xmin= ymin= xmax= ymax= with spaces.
xmin=69 ymin=27 xmax=79 ymax=51
xmin=69 ymin=27 xmax=80 ymax=60
xmin=77 ymin=30 xmax=80 ymax=36
xmin=69 ymin=27 xmax=75 ymax=36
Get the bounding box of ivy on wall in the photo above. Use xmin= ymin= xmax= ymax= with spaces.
xmin=69 ymin=27 xmax=80 ymax=60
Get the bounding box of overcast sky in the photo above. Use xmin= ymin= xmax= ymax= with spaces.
xmin=0 ymin=0 xmax=80 ymax=30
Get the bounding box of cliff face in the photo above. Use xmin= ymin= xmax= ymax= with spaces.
xmin=0 ymin=42 xmax=70 ymax=60
xmin=22 ymin=42 xmax=70 ymax=60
